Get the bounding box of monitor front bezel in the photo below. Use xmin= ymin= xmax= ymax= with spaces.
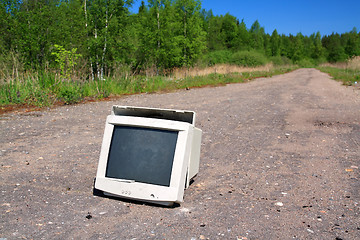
xmin=95 ymin=115 xmax=194 ymax=205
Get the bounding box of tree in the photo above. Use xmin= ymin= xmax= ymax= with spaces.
xmin=291 ymin=33 xmax=305 ymax=62
xmin=310 ymin=32 xmax=324 ymax=60
xmin=234 ymin=19 xmax=250 ymax=51
xmin=200 ymin=8 xmax=213 ymax=33
xmin=139 ymin=0 xmax=205 ymax=70
xmin=13 ymin=0 xmax=57 ymax=69
xmin=174 ymin=0 xmax=206 ymax=66
xmin=322 ymin=33 xmax=347 ymax=62
xmin=0 ymin=0 xmax=18 ymax=53
xmin=51 ymin=44 xmax=82 ymax=79
xmin=249 ymin=20 xmax=265 ymax=51
xmin=86 ymin=0 xmax=133 ymax=79
xmin=140 ymin=0 xmax=172 ymax=70
xmin=220 ymin=13 xmax=238 ymax=49
xmin=270 ymin=29 xmax=280 ymax=56
xmin=344 ymin=27 xmax=360 ymax=58
xmin=206 ymin=15 xmax=224 ymax=50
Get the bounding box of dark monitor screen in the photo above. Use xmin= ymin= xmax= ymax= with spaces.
xmin=105 ymin=126 xmax=178 ymax=187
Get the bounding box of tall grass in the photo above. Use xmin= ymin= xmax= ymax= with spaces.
xmin=317 ymin=56 xmax=360 ymax=86
xmin=317 ymin=67 xmax=360 ymax=86
xmin=0 ymin=66 xmax=296 ymax=109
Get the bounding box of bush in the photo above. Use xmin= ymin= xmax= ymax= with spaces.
xmin=296 ymin=58 xmax=315 ymax=68
xmin=57 ymin=84 xmax=82 ymax=104
xmin=200 ymin=50 xmax=232 ymax=66
xmin=314 ymin=57 xmax=327 ymax=66
xmin=270 ymin=56 xmax=292 ymax=66
xmin=230 ymin=50 xmax=267 ymax=67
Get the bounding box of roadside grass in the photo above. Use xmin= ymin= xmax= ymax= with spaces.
xmin=0 ymin=66 xmax=296 ymax=110
xmin=317 ymin=67 xmax=360 ymax=86
xmin=317 ymin=56 xmax=360 ymax=86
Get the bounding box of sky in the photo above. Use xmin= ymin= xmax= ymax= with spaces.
xmin=130 ymin=0 xmax=360 ymax=36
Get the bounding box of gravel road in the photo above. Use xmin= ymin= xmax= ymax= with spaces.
xmin=1 ymin=68 xmax=359 ymax=239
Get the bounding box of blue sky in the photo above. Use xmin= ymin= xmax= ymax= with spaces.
xmin=130 ymin=0 xmax=360 ymax=36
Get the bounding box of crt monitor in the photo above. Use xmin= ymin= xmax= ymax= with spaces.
xmin=94 ymin=106 xmax=202 ymax=206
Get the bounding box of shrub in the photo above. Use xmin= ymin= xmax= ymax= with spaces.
xmin=270 ymin=56 xmax=292 ymax=66
xmin=57 ymin=84 xmax=82 ymax=104
xmin=314 ymin=57 xmax=327 ymax=66
xmin=200 ymin=50 xmax=232 ymax=66
xmin=296 ymin=58 xmax=315 ymax=68
xmin=230 ymin=50 xmax=267 ymax=67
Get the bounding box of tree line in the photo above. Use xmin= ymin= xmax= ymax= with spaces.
xmin=1 ymin=0 xmax=359 ymax=80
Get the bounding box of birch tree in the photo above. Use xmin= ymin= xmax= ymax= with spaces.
xmin=86 ymin=0 xmax=133 ymax=79
xmin=174 ymin=0 xmax=206 ymax=67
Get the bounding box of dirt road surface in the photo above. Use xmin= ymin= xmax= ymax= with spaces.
xmin=1 ymin=68 xmax=359 ymax=239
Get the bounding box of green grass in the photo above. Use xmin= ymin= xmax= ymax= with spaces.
xmin=317 ymin=66 xmax=360 ymax=86
xmin=0 ymin=66 xmax=296 ymax=109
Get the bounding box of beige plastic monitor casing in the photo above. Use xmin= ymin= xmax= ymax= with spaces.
xmin=95 ymin=106 xmax=202 ymax=206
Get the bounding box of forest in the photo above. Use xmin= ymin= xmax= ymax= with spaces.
xmin=1 ymin=0 xmax=359 ymax=107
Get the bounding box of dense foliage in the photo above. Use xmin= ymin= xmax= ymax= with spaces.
xmin=1 ymin=0 xmax=359 ymax=80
